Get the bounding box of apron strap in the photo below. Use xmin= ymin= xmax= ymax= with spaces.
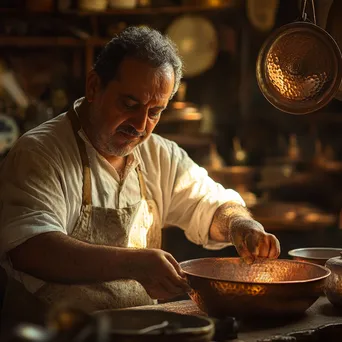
xmin=66 ymin=108 xmax=92 ymax=206
xmin=136 ymin=165 xmax=148 ymax=200
xmin=67 ymin=102 xmax=147 ymax=206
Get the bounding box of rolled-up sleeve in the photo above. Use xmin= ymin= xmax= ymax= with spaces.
xmin=0 ymin=146 xmax=67 ymax=257
xmin=165 ymin=144 xmax=245 ymax=250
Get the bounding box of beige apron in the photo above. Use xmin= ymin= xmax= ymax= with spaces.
xmin=34 ymin=107 xmax=162 ymax=311
xmin=1 ymin=107 xmax=162 ymax=334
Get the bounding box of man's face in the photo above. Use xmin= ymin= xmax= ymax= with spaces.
xmin=85 ymin=57 xmax=175 ymax=157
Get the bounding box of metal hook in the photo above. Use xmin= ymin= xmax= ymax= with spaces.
xmin=301 ymin=0 xmax=316 ymax=24
xmin=301 ymin=0 xmax=308 ymax=21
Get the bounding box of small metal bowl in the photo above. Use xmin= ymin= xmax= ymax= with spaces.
xmin=288 ymin=248 xmax=342 ymax=266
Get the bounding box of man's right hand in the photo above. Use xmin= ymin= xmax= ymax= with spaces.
xmin=129 ymin=249 xmax=191 ymax=300
xmin=8 ymin=232 xmax=190 ymax=300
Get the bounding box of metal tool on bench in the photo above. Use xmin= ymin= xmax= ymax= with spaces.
xmin=4 ymin=304 xmax=242 ymax=342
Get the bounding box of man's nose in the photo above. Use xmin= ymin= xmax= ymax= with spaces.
xmin=129 ymin=110 xmax=148 ymax=133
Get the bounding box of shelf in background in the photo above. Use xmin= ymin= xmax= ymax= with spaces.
xmin=0 ymin=36 xmax=114 ymax=47
xmin=0 ymin=4 xmax=240 ymax=16
xmin=0 ymin=36 xmax=84 ymax=47
xmin=65 ymin=4 xmax=239 ymax=16
xmin=87 ymin=37 xmax=110 ymax=47
xmin=307 ymin=112 xmax=342 ymax=124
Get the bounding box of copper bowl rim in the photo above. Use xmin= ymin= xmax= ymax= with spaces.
xmin=180 ymin=257 xmax=331 ymax=285
xmin=256 ymin=21 xmax=342 ymax=115
xmin=288 ymin=247 xmax=342 ymax=260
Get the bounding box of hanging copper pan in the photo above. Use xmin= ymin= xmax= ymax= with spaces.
xmin=256 ymin=0 xmax=342 ymax=115
xmin=325 ymin=0 xmax=342 ymax=101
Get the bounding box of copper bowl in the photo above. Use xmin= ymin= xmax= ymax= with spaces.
xmin=288 ymin=248 xmax=342 ymax=266
xmin=180 ymin=258 xmax=330 ymax=318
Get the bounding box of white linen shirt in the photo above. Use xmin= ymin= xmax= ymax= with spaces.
xmin=0 ymin=107 xmax=245 ymax=293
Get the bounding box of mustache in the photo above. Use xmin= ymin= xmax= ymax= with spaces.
xmin=116 ymin=126 xmax=147 ymax=137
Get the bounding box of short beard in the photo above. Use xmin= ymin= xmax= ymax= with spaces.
xmin=93 ymin=133 xmax=135 ymax=157
xmin=87 ymin=108 xmax=145 ymax=157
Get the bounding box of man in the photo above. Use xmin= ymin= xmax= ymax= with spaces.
xmin=0 ymin=27 xmax=280 ymax=314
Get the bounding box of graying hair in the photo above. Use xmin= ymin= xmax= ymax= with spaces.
xmin=94 ymin=26 xmax=183 ymax=98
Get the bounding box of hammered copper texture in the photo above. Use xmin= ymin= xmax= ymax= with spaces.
xmin=257 ymin=22 xmax=342 ymax=114
xmin=325 ymin=255 xmax=342 ymax=308
xmin=180 ymin=258 xmax=331 ymax=318
xmin=267 ymin=33 xmax=330 ymax=101
xmin=325 ymin=273 xmax=342 ymax=308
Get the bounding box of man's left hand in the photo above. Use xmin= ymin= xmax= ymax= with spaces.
xmin=230 ymin=218 xmax=280 ymax=263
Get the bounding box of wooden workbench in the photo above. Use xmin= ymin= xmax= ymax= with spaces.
xmin=131 ymin=296 xmax=342 ymax=341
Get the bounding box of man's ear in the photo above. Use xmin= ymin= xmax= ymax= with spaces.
xmin=85 ymin=70 xmax=102 ymax=103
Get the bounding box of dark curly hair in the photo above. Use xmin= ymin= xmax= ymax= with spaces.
xmin=93 ymin=26 xmax=183 ymax=99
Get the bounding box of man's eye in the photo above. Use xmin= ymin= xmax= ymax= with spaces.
xmin=124 ymin=100 xmax=138 ymax=109
xmin=149 ymin=112 xmax=161 ymax=120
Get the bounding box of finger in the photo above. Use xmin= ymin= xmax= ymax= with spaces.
xmin=148 ymin=280 xmax=184 ymax=300
xmin=166 ymin=271 xmax=191 ymax=293
xmin=164 ymin=277 xmax=189 ymax=295
xmin=269 ymin=235 xmax=281 ymax=259
xmin=164 ymin=253 xmax=185 ymax=277
xmin=153 ymin=279 xmax=186 ymax=300
xmin=162 ymin=257 xmax=190 ymax=291
xmin=257 ymin=235 xmax=271 ymax=258
xmin=171 ymin=277 xmax=191 ymax=292
xmin=164 ymin=263 xmax=191 ymax=291
xmin=245 ymin=232 xmax=263 ymax=257
xmin=235 ymin=241 xmax=255 ymax=264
